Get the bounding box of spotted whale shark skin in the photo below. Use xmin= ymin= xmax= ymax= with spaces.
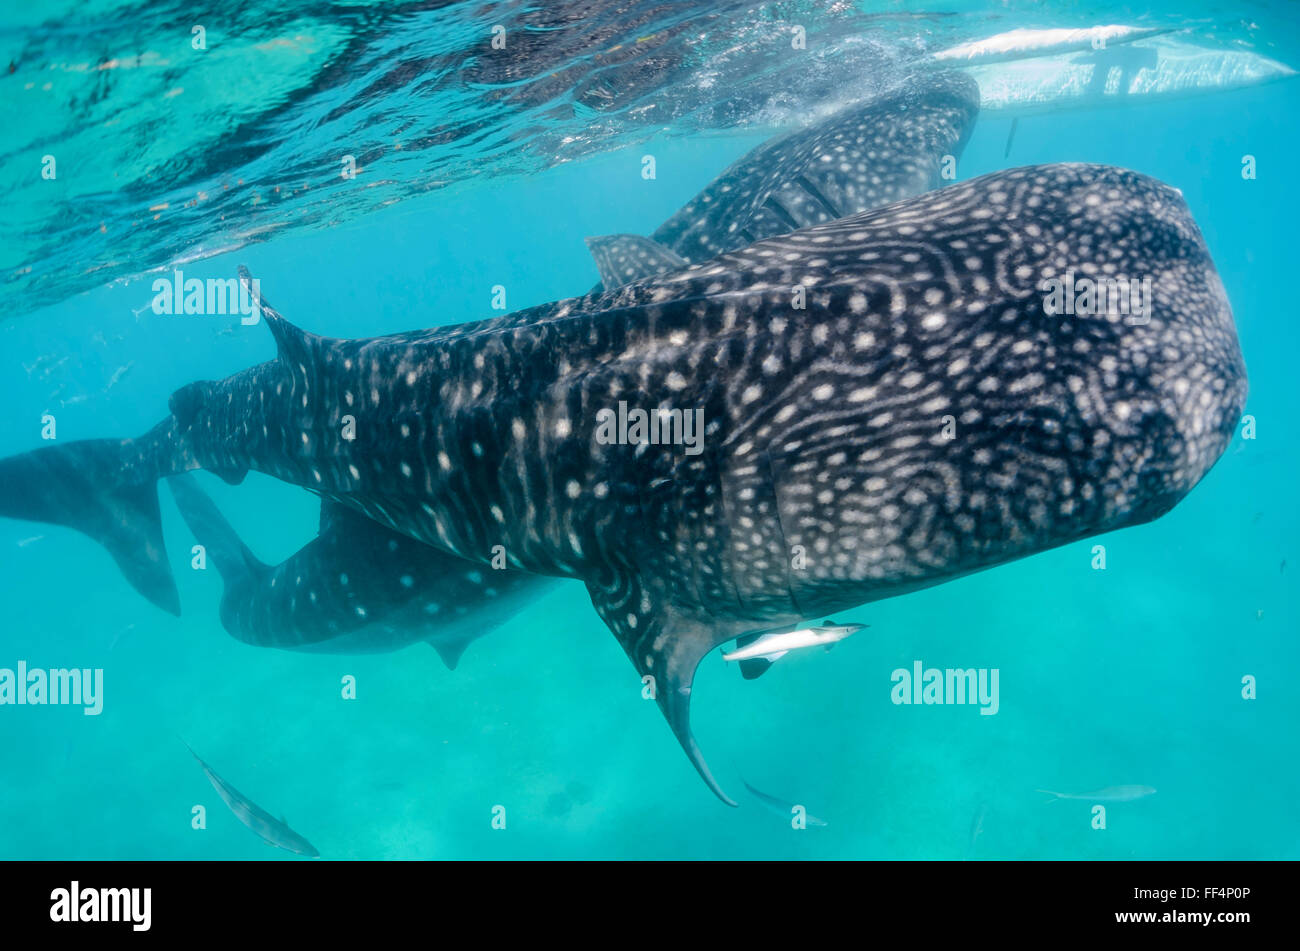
xmin=166 ymin=473 xmax=556 ymax=666
xmin=0 ymin=163 xmax=1247 ymax=803
xmin=146 ymin=73 xmax=978 ymax=676
xmin=163 ymin=76 xmax=979 ymax=668
xmin=585 ymin=70 xmax=980 ymax=289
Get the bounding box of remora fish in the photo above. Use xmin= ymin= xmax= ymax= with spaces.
xmin=183 ymin=742 xmax=319 ymax=857
xmin=722 ymin=620 xmax=866 ymax=679
xmin=743 ymin=780 xmax=828 ymax=828
xmin=0 ymin=163 xmax=1248 ymax=804
xmin=1037 ymin=785 xmax=1156 ymax=802
xmin=167 ymin=473 xmax=556 ymax=665
xmin=585 ymin=71 xmax=979 ymax=289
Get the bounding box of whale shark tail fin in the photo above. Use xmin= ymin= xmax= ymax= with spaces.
xmin=586 ymin=572 xmax=747 ymax=806
xmin=166 ymin=473 xmax=268 ymax=585
xmin=585 ymin=234 xmax=689 ymax=291
xmin=0 ymin=437 xmax=180 ymax=615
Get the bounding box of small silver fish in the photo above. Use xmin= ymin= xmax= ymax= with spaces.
xmin=107 ymin=622 xmax=134 ymax=652
xmin=184 ymin=742 xmax=319 ymax=857
xmin=722 ymin=620 xmax=867 ymax=664
xmin=743 ymin=780 xmax=828 ymax=828
xmin=1036 ymin=785 xmax=1156 ymax=802
xmin=105 ymin=361 xmax=134 ymax=390
xmin=969 ymin=803 xmax=988 ymax=847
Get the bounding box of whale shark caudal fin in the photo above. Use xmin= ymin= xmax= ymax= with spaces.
xmin=586 ymin=573 xmax=754 ymax=807
xmin=585 ymin=234 xmax=688 ymax=289
xmin=166 ymin=474 xmax=268 ymax=585
xmin=0 ymin=435 xmax=181 ymax=615
xmin=0 ymin=267 xmax=315 ymax=616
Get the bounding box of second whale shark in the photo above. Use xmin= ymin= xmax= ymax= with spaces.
xmin=167 ymin=473 xmax=557 ymax=665
xmin=585 ymin=71 xmax=980 ymax=290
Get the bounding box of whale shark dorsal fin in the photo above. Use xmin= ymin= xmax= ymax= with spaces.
xmin=585 ymin=234 xmax=688 ymax=290
xmin=237 ymin=265 xmax=328 ymax=383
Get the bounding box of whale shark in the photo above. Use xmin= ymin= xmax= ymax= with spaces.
xmin=585 ymin=70 xmax=980 ymax=290
xmin=0 ymin=162 xmax=1247 ymax=803
xmin=166 ymin=473 xmax=557 ymax=665
xmin=165 ymin=77 xmax=983 ymax=669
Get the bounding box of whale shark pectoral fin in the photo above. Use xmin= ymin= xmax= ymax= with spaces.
xmin=0 ymin=439 xmax=180 ymax=616
xmin=585 ymin=577 xmax=739 ymax=806
xmin=584 ymin=234 xmax=689 ymax=290
xmin=166 ymin=474 xmax=267 ymax=584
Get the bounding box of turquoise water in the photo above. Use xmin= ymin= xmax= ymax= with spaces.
xmin=1 ymin=3 xmax=1297 ymax=859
